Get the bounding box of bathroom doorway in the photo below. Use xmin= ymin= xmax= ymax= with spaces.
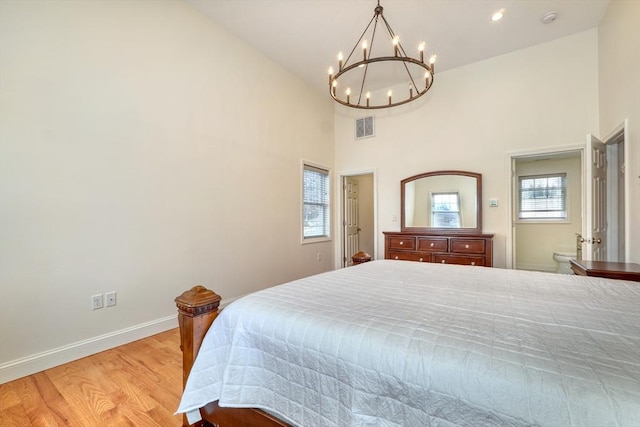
xmin=509 ymin=128 xmax=627 ymax=271
xmin=511 ymin=149 xmax=583 ymax=273
xmin=339 ymin=172 xmax=375 ymax=267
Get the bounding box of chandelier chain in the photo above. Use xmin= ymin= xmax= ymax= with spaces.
xmin=344 ymin=15 xmax=376 ymax=67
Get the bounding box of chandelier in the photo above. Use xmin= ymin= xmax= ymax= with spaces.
xmin=328 ymin=1 xmax=436 ymax=109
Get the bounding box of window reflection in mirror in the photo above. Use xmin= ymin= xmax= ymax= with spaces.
xmin=401 ymin=171 xmax=481 ymax=233
xmin=431 ymin=192 xmax=461 ymax=227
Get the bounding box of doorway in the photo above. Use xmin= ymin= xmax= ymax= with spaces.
xmin=340 ymin=172 xmax=375 ymax=267
xmin=511 ymin=150 xmax=583 ymax=272
xmin=508 ymin=126 xmax=627 ymax=270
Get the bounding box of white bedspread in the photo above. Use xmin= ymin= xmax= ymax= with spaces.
xmin=177 ymin=260 xmax=640 ymax=426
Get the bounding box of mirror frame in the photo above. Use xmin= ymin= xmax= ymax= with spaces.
xmin=401 ymin=170 xmax=482 ymax=234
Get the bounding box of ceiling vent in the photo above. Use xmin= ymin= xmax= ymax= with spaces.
xmin=355 ymin=116 xmax=375 ymax=139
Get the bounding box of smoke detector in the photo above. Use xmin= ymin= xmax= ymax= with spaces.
xmin=542 ymin=11 xmax=558 ymax=24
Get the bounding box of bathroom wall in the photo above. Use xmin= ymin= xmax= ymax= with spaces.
xmin=514 ymin=154 xmax=582 ymax=272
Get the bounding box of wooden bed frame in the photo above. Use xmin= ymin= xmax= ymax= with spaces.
xmin=175 ymin=285 xmax=292 ymax=427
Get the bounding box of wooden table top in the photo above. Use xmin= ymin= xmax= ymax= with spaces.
xmin=570 ymin=259 xmax=640 ymax=281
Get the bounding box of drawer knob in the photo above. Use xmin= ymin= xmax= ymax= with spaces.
xmin=419 ymin=258 xmax=423 ymax=262
xmin=400 ymin=241 xmax=404 ymax=245
xmin=441 ymin=260 xmax=446 ymax=264
xmin=430 ymin=243 xmax=434 ymax=247
xmin=471 ymin=262 xmax=476 ymax=266
xmin=394 ymin=256 xmax=399 ymax=260
xmin=465 ymin=244 xmax=470 ymax=249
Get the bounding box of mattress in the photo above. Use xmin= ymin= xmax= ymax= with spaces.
xmin=177 ymin=260 xmax=640 ymax=426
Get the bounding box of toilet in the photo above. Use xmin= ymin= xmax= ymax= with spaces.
xmin=553 ymin=251 xmax=577 ymax=274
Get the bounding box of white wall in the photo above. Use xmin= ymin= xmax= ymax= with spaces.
xmin=335 ymin=30 xmax=600 ymax=267
xmin=0 ymin=0 xmax=334 ymax=381
xmin=598 ymin=0 xmax=640 ymax=263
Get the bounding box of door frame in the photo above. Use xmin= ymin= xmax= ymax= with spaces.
xmin=505 ymin=144 xmax=584 ymax=269
xmin=336 ymin=169 xmax=377 ymax=268
xmin=599 ymin=120 xmax=629 ymax=261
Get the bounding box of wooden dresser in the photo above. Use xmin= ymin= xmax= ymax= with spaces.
xmin=384 ymin=232 xmax=494 ymax=267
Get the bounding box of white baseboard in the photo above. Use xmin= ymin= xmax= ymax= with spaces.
xmin=0 ymin=315 xmax=178 ymax=384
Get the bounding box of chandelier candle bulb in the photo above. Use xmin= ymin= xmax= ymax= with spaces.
xmin=419 ymin=42 xmax=425 ymax=62
xmin=366 ymin=92 xmax=371 ymax=107
xmin=388 ymin=90 xmax=392 ymax=105
xmin=346 ymin=88 xmax=351 ymax=104
xmin=338 ymin=52 xmax=343 ymax=70
xmin=328 ymin=67 xmax=333 ymax=84
xmin=362 ymin=40 xmax=368 ymax=60
xmin=393 ymin=36 xmax=399 ymax=56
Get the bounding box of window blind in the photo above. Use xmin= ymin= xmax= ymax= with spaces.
xmin=303 ymin=164 xmax=330 ymax=239
xmin=431 ymin=192 xmax=461 ymax=227
xmin=519 ymin=174 xmax=567 ymax=219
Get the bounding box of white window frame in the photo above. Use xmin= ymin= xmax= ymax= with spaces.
xmin=431 ymin=192 xmax=461 ymax=228
xmin=518 ymin=173 xmax=568 ymax=221
xmin=301 ymin=161 xmax=331 ymax=244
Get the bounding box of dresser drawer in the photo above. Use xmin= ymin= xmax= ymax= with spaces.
xmin=434 ymin=254 xmax=485 ymax=266
xmin=450 ymin=239 xmax=486 ymax=254
xmin=388 ymin=251 xmax=429 ymax=262
xmin=417 ymin=237 xmax=448 ymax=252
xmin=387 ymin=236 xmax=416 ymax=250
xmin=384 ymin=232 xmax=493 ymax=267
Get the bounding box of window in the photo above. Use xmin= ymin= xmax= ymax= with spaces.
xmin=303 ymin=163 xmax=330 ymax=240
xmin=431 ymin=192 xmax=461 ymax=228
xmin=519 ymin=173 xmax=567 ymax=219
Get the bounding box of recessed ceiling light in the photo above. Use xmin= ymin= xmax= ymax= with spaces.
xmin=491 ymin=10 xmax=505 ymax=22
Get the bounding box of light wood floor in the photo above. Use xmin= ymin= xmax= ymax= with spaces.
xmin=0 ymin=328 xmax=184 ymax=426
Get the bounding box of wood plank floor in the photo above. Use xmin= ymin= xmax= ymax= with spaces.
xmin=0 ymin=328 xmax=184 ymax=426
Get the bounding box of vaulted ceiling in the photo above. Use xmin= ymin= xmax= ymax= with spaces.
xmin=184 ymin=0 xmax=610 ymax=94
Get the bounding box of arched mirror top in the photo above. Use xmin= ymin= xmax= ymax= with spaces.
xmin=401 ymin=170 xmax=482 ymax=234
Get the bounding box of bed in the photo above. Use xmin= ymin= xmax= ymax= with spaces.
xmin=175 ymin=260 xmax=640 ymax=426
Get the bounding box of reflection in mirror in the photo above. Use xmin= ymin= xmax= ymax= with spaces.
xmin=401 ymin=171 xmax=481 ymax=233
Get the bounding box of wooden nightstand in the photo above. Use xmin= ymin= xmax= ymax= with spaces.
xmin=351 ymin=251 xmax=372 ymax=265
xmin=570 ymin=260 xmax=640 ymax=282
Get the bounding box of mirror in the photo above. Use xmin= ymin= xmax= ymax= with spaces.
xmin=401 ymin=170 xmax=482 ymax=234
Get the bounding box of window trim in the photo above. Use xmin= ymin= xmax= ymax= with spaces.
xmin=430 ymin=192 xmax=461 ymax=228
xmin=517 ymin=173 xmax=569 ymax=222
xmin=301 ymin=161 xmax=332 ymax=244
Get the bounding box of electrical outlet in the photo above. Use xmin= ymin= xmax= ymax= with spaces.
xmin=105 ymin=291 xmax=117 ymax=307
xmin=91 ymin=294 xmax=104 ymax=310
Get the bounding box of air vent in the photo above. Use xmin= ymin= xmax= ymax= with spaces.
xmin=355 ymin=116 xmax=375 ymax=139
